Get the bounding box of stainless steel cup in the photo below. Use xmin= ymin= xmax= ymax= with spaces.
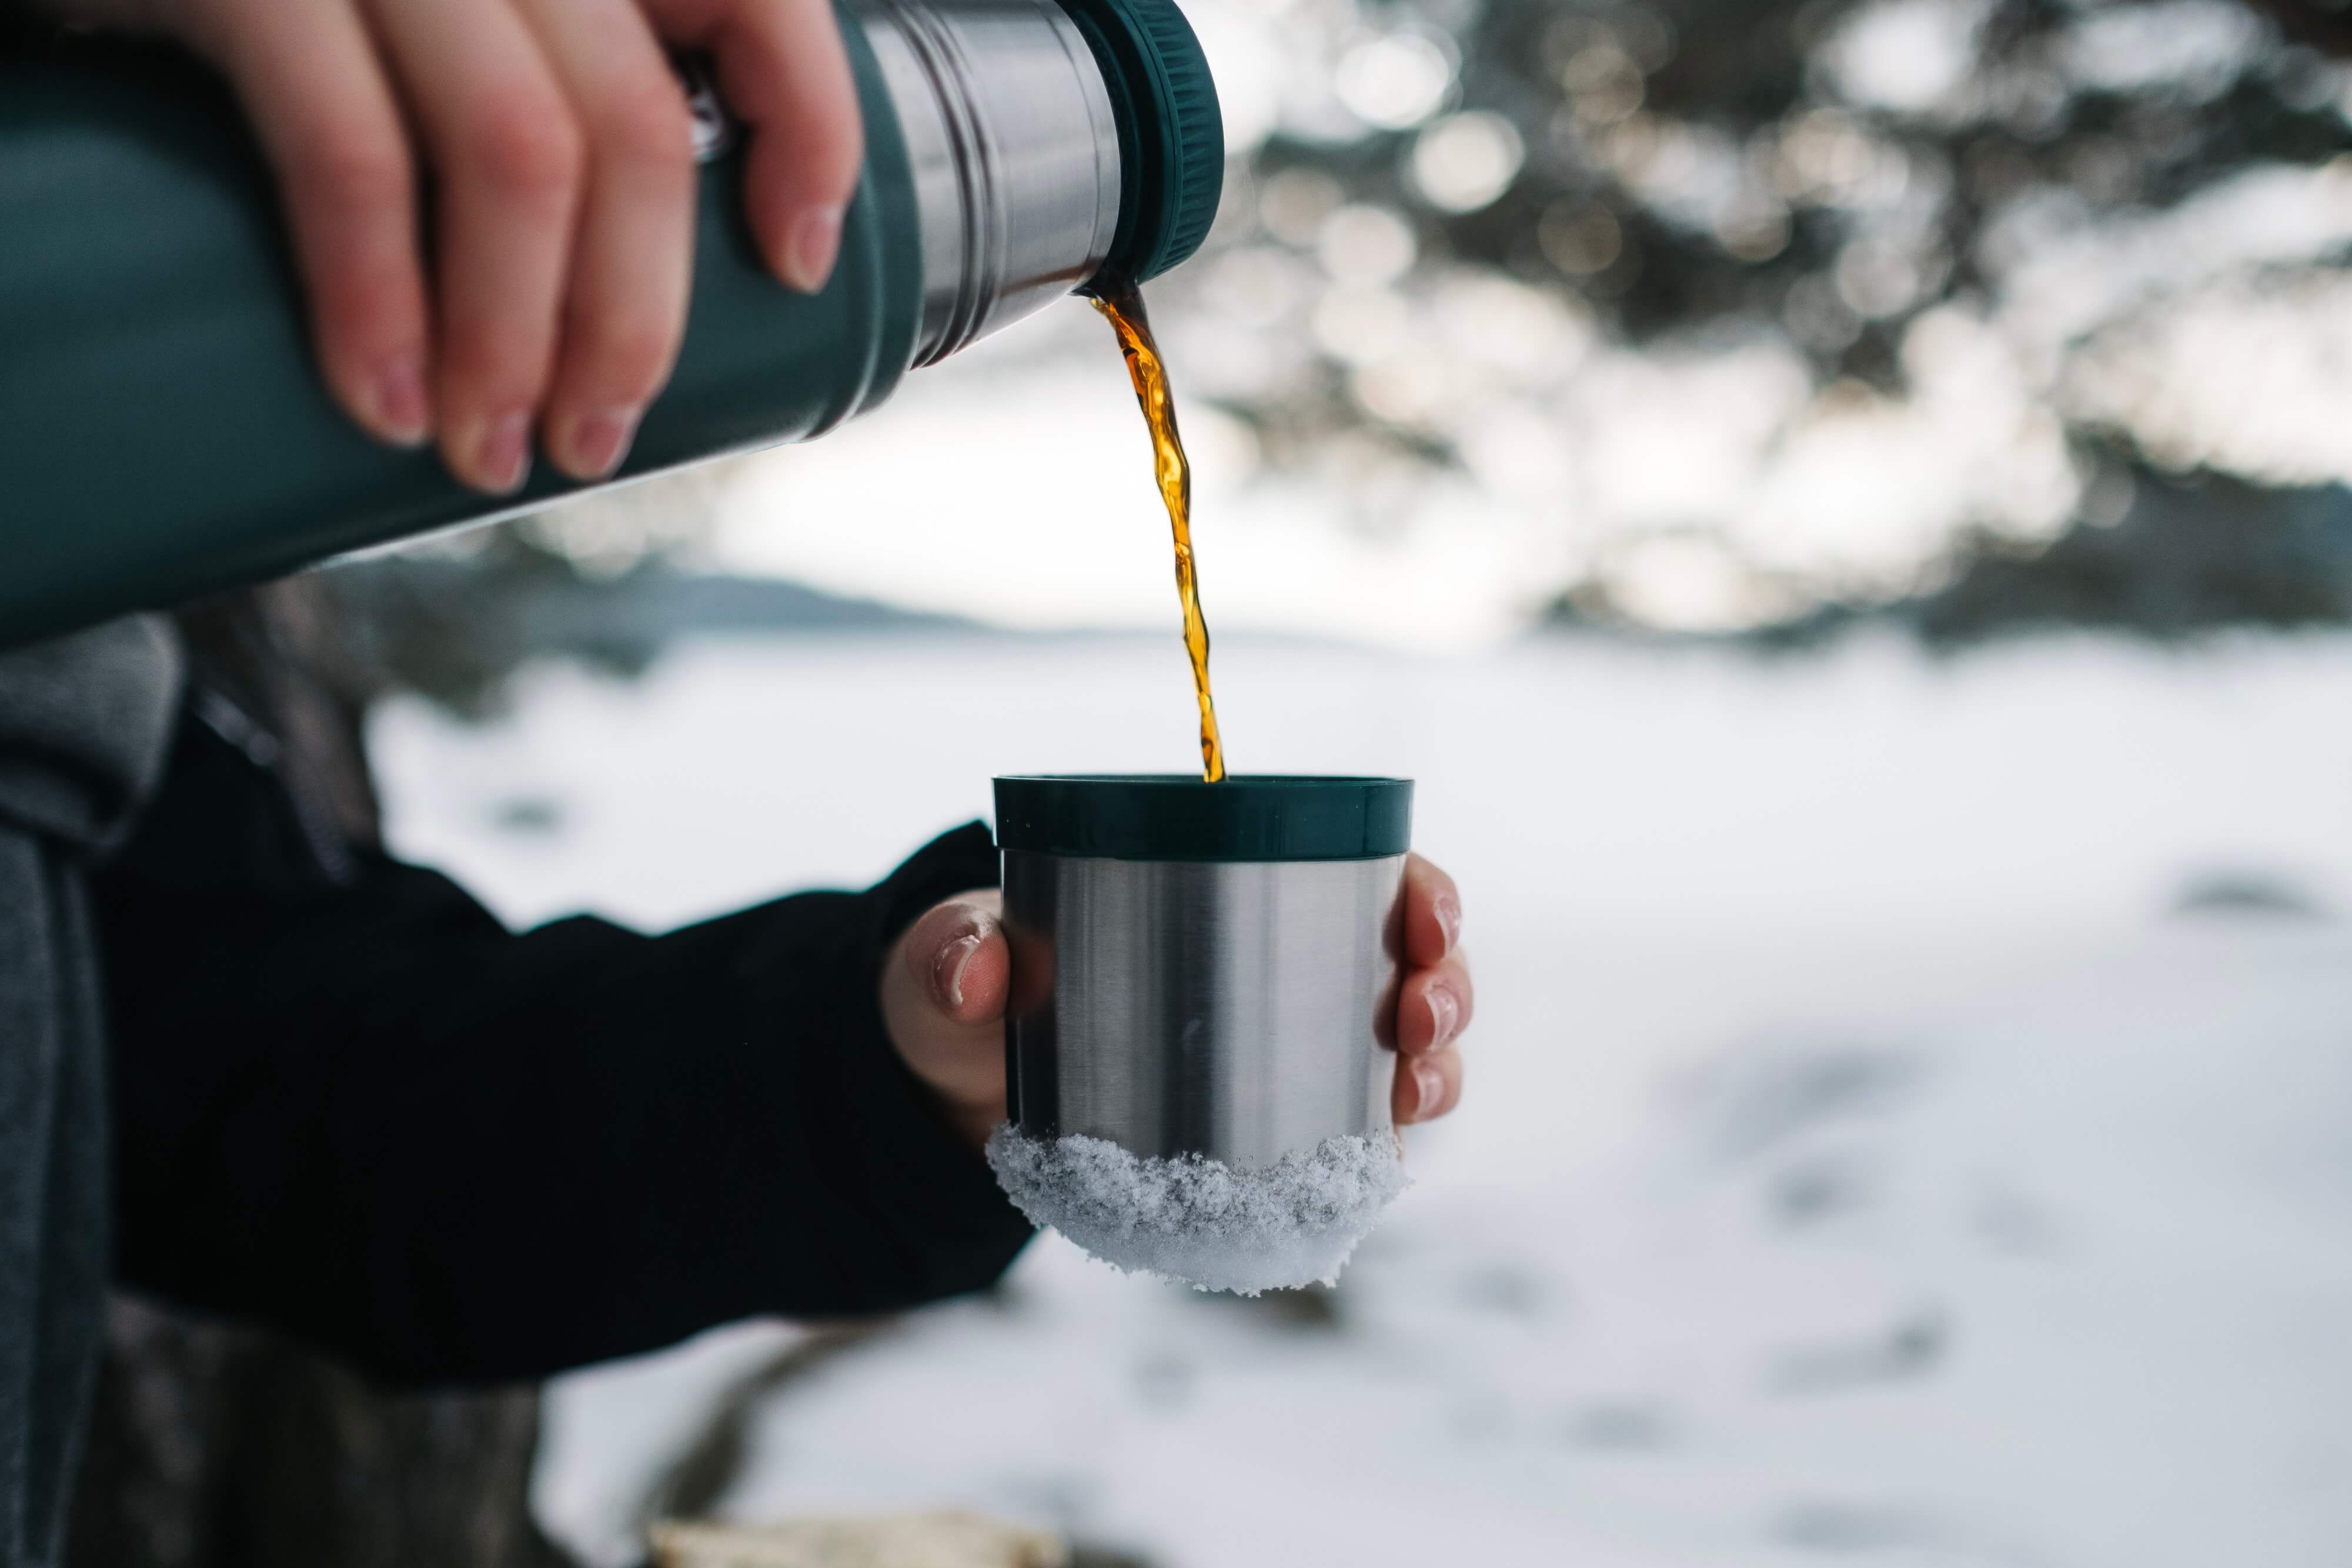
xmin=995 ymin=775 xmax=1414 ymax=1170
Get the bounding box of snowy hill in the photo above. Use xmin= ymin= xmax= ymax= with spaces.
xmin=372 ymin=630 xmax=2352 ymax=1567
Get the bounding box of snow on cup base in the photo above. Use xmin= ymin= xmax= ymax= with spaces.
xmin=985 ymin=1125 xmax=1410 ymax=1295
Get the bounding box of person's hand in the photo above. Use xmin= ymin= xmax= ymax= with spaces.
xmin=42 ymin=0 xmax=860 ymax=490
xmin=880 ymin=855 xmax=1473 ymax=1150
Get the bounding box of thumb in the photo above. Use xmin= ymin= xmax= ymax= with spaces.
xmin=898 ymin=894 xmax=1009 ymax=1026
xmin=879 ymin=891 xmax=1009 ymax=1144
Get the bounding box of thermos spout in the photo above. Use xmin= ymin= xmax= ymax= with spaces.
xmin=862 ymin=0 xmax=1122 ymax=365
xmin=860 ymin=0 xmax=1224 ymax=363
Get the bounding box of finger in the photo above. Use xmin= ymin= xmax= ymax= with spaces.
xmin=365 ymin=0 xmax=586 ymax=493
xmin=650 ymin=0 xmax=863 ymax=290
xmin=512 ymin=0 xmax=696 ymax=479
xmin=1401 ymin=852 xmax=1464 ymax=969
xmin=198 ymin=0 xmax=432 ymax=446
xmin=1394 ymin=954 xmax=1474 ymax=1057
xmin=898 ymin=895 xmax=1010 ymax=1027
xmin=1395 ymin=1042 xmax=1462 ymax=1125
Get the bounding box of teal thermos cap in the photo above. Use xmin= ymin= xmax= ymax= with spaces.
xmin=1060 ymin=0 xmax=1224 ymax=284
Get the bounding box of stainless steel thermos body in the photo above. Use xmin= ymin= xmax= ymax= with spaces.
xmin=0 ymin=0 xmax=1220 ymax=650
xmin=864 ymin=0 xmax=1124 ymax=365
xmin=994 ymin=775 xmax=1416 ymax=1171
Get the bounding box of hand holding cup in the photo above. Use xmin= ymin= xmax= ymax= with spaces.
xmin=882 ymin=852 xmax=1471 ymax=1150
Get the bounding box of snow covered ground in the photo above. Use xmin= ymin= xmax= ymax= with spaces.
xmin=371 ymin=630 xmax=2352 ymax=1568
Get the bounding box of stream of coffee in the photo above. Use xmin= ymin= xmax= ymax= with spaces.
xmin=1092 ymin=276 xmax=1226 ymax=783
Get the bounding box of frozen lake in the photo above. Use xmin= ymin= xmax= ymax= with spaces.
xmin=373 ymin=629 xmax=2352 ymax=1568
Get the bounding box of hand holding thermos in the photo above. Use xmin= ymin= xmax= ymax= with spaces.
xmin=34 ymin=0 xmax=865 ymax=490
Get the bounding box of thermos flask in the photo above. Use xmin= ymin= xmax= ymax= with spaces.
xmin=0 ymin=0 xmax=1222 ymax=651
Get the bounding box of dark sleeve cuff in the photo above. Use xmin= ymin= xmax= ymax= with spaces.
xmin=1 ymin=4 xmax=61 ymax=47
xmin=106 ymin=811 xmax=1033 ymax=1387
xmin=448 ymin=817 xmax=1037 ymax=1379
xmin=763 ymin=820 xmax=1034 ymax=1318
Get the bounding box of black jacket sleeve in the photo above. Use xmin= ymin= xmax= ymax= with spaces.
xmin=91 ymin=707 xmax=1031 ymax=1387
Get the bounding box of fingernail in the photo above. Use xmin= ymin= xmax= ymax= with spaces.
xmin=469 ymin=409 xmax=532 ymax=494
xmin=1414 ymin=1060 xmax=1446 ymax=1119
xmin=1426 ymin=985 xmax=1459 ymax=1049
xmin=1435 ymin=894 xmax=1462 ymax=954
xmin=782 ymin=203 xmax=844 ymax=293
xmin=931 ymin=932 xmax=981 ymax=1011
xmin=567 ymin=406 xmax=640 ymax=480
xmin=370 ymin=354 xmax=430 ymax=447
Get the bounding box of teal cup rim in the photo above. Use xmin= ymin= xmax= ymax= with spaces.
xmin=993 ymin=773 xmax=1414 ymax=862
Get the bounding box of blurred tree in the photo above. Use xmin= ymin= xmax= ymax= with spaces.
xmin=1167 ymin=0 xmax=2352 ymax=636
xmin=1757 ymin=446 xmax=2352 ymax=643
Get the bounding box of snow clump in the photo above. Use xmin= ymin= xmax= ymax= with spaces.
xmin=985 ymin=1125 xmax=1409 ymax=1295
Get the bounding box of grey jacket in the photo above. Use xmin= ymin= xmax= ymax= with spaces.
xmin=0 ymin=617 xmax=179 ymax=1568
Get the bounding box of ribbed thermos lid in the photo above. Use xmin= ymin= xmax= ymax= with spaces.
xmin=995 ymin=775 xmax=1414 ymax=861
xmin=1060 ymin=0 xmax=1224 ymax=284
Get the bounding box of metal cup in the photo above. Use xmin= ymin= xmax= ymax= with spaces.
xmin=995 ymin=775 xmax=1414 ymax=1169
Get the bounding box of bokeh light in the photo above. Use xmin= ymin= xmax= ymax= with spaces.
xmin=1410 ymin=111 xmax=1526 ymax=213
